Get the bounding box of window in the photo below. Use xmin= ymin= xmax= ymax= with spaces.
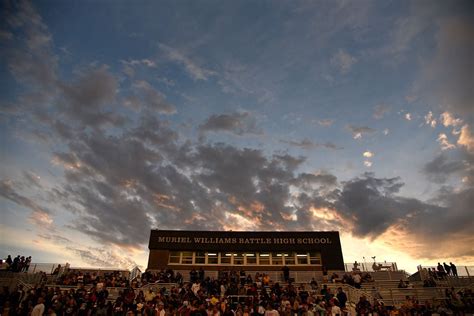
xmin=309 ymin=252 xmax=321 ymax=265
xmin=181 ymin=252 xmax=193 ymax=264
xmin=272 ymin=253 xmax=283 ymax=265
xmin=296 ymin=253 xmax=308 ymax=265
xmin=221 ymin=253 xmax=232 ymax=264
xmin=169 ymin=251 xmax=181 ymax=264
xmin=246 ymin=253 xmax=257 ymax=265
xmin=195 ymin=252 xmax=206 ymax=264
xmin=207 ymin=253 xmax=218 ymax=264
xmin=283 ymin=253 xmax=295 ymax=265
xmin=234 ymin=253 xmax=244 ymax=265
xmin=259 ymin=253 xmax=270 ymax=265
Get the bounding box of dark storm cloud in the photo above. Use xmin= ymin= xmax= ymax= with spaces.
xmin=198 ymin=112 xmax=262 ymax=136
xmin=333 ymin=173 xmax=422 ymax=238
xmin=423 ymin=153 xmax=466 ymax=183
xmin=293 ymin=172 xmax=338 ymax=188
xmin=326 ymin=172 xmax=473 ymax=258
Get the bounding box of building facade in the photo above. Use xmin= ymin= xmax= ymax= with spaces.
xmin=147 ymin=230 xmax=344 ymax=271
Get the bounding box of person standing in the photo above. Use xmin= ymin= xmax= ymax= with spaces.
xmin=32 ymin=297 xmax=45 ymax=316
xmin=450 ymin=262 xmax=458 ymax=277
xmin=336 ymin=287 xmax=347 ymax=309
xmin=282 ymin=266 xmax=290 ymax=283
xmin=443 ymin=263 xmax=451 ymax=276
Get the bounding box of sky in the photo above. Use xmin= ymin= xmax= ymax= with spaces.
xmin=0 ymin=0 xmax=473 ymax=274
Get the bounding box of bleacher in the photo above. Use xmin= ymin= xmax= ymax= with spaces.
xmin=2 ymin=261 xmax=473 ymax=314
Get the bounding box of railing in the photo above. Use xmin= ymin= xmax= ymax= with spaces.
xmin=172 ymin=269 xmax=322 ymax=284
xmin=138 ymin=282 xmax=179 ymax=293
xmin=418 ymin=265 xmax=473 ymax=277
xmin=345 ymin=262 xmax=398 ymax=272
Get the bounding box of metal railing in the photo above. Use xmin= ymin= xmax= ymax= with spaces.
xmin=418 ymin=265 xmax=473 ymax=277
xmin=345 ymin=262 xmax=398 ymax=272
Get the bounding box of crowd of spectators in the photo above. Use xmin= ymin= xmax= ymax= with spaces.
xmin=419 ymin=262 xmax=460 ymax=288
xmin=54 ymin=269 xmax=130 ymax=290
xmin=1 ymin=267 xmax=473 ymax=316
xmin=2 ymin=255 xmax=32 ymax=273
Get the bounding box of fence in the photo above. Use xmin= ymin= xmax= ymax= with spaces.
xmin=345 ymin=261 xmax=398 ymax=272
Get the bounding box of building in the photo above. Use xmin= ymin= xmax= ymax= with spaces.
xmin=147 ymin=230 xmax=344 ymax=272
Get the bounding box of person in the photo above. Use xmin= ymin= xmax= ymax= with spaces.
xmin=330 ymin=301 xmax=341 ymax=316
xmin=32 ymin=297 xmax=45 ymax=316
xmin=450 ymin=262 xmax=458 ymax=277
xmin=355 ymin=295 xmax=371 ymax=316
xmin=353 ymin=261 xmax=360 ymax=271
xmin=353 ymin=273 xmax=362 ymax=289
xmin=282 ymin=266 xmax=290 ymax=283
xmin=310 ymin=278 xmax=318 ymax=291
xmin=52 ymin=264 xmax=61 ymax=275
xmin=336 ymin=288 xmax=347 ymax=309
xmin=156 ymin=301 xmax=166 ymax=316
xmin=264 ymin=303 xmax=279 ymax=316
xmin=437 ymin=262 xmax=445 ymax=278
xmin=372 ymin=286 xmax=383 ymax=301
xmin=443 ymin=262 xmax=451 ymax=275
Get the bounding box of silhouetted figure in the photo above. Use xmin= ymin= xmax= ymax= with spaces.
xmin=443 ymin=262 xmax=451 ymax=275
xmin=450 ymin=262 xmax=458 ymax=277
xmin=282 ymin=266 xmax=290 ymax=282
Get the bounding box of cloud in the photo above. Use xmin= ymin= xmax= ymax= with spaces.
xmin=131 ymin=80 xmax=177 ymax=114
xmin=0 ymin=179 xmax=52 ymax=215
xmin=424 ymin=111 xmax=437 ymax=128
xmin=437 ymin=133 xmax=456 ymax=150
xmin=66 ymin=246 xmax=139 ymax=269
xmin=415 ymin=18 xmax=474 ymax=119
xmin=59 ymin=66 xmax=125 ymax=128
xmin=123 ymin=58 xmax=157 ymax=68
xmin=440 ymin=111 xmax=463 ymax=127
xmin=292 ymin=172 xmax=338 ymax=189
xmin=22 ymin=171 xmax=41 ymax=188
xmin=5 ymin=1 xmax=58 ymax=90
xmin=346 ymin=125 xmax=376 ymax=139
xmin=29 ymin=210 xmax=54 ymax=227
xmin=457 ymin=125 xmax=474 ymax=153
xmin=316 ymin=119 xmax=334 ymax=127
xmin=373 ymin=104 xmax=391 ymax=119
xmin=330 ymin=49 xmax=357 ymax=74
xmin=334 ymin=173 xmax=408 ymax=237
xmin=280 ymin=139 xmax=341 ymax=150
xmin=159 ymin=43 xmax=215 ymax=81
xmin=423 ymin=153 xmax=466 ymax=183
xmin=198 ymin=112 xmax=261 ymax=136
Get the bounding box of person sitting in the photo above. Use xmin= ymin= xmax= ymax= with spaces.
xmin=353 ymin=261 xmax=360 ymax=271
xmin=398 ymin=279 xmax=407 ymax=288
